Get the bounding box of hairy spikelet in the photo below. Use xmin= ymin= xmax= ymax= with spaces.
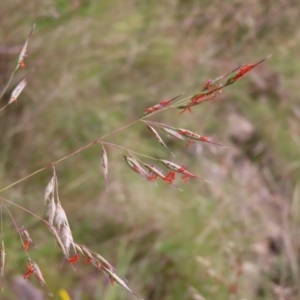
xmin=8 ymin=79 xmax=27 ymax=105
xmin=74 ymin=243 xmax=143 ymax=299
xmin=101 ymin=146 xmax=108 ymax=190
xmin=46 ymin=223 xmax=69 ymax=258
xmin=124 ymin=155 xmax=149 ymax=178
xmin=27 ymin=258 xmax=53 ymax=297
xmin=46 ymin=197 xmax=56 ymax=225
xmin=54 ymin=203 xmax=69 ymax=230
xmin=44 ymin=176 xmax=55 ymax=204
xmin=17 ymin=24 xmax=35 ymax=69
xmin=146 ymin=125 xmax=173 ymax=155
xmin=60 ymin=224 xmax=74 ymax=257
xmin=162 ymin=127 xmax=185 ymax=141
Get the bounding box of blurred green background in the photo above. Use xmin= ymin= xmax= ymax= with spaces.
xmin=1 ymin=0 xmax=300 ymax=299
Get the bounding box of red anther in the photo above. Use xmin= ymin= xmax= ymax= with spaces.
xmin=23 ymin=240 xmax=30 ymax=251
xmin=68 ymin=253 xmax=80 ymax=264
xmin=24 ymin=264 xmax=34 ymax=279
xmin=165 ymin=171 xmax=176 ymax=183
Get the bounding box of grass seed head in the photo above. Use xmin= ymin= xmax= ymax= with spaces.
xmin=8 ymin=79 xmax=27 ymax=105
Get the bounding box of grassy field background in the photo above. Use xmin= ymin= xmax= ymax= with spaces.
xmin=1 ymin=0 xmax=300 ymax=299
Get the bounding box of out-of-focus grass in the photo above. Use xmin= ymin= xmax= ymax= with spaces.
xmin=1 ymin=0 xmax=300 ymax=299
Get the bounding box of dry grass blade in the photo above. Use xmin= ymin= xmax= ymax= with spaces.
xmin=101 ymin=146 xmax=109 ymax=190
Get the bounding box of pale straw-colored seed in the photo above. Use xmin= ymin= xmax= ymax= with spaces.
xmin=54 ymin=203 xmax=69 ymax=230
xmin=104 ymin=266 xmax=143 ymax=300
xmin=73 ymin=244 xmax=142 ymax=299
xmin=44 ymin=176 xmax=55 ymax=203
xmin=147 ymin=125 xmax=168 ymax=149
xmin=46 ymin=198 xmax=56 ymax=225
xmin=18 ymin=40 xmax=28 ymax=67
xmin=162 ymin=127 xmax=186 ymax=141
xmin=159 ymin=159 xmax=182 ymax=172
xmin=143 ymin=164 xmax=165 ymax=179
xmin=28 ymin=258 xmax=53 ymax=297
xmin=101 ymin=146 xmax=108 ymax=190
xmin=17 ymin=24 xmax=35 ymax=69
xmin=46 ymin=223 xmax=68 ymax=258
xmin=20 ymin=228 xmax=32 ymax=243
xmin=60 ymin=223 xmax=74 ymax=257
xmin=124 ymin=155 xmax=149 ymax=177
xmin=8 ymin=79 xmax=27 ymax=105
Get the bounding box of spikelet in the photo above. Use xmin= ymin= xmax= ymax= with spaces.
xmin=44 ymin=175 xmax=55 ymax=204
xmin=45 ymin=172 xmax=57 ymax=224
xmin=123 ymin=155 xmax=149 ymax=178
xmin=60 ymin=224 xmax=74 ymax=257
xmin=141 ymin=94 xmax=182 ymax=118
xmin=74 ymin=243 xmax=143 ymax=299
xmin=46 ymin=197 xmax=56 ymax=225
xmin=161 ymin=127 xmax=186 ymax=141
xmin=20 ymin=226 xmax=34 ymax=251
xmin=176 ymin=128 xmax=223 ymax=146
xmin=17 ymin=24 xmax=35 ymax=70
xmin=225 ymin=55 xmax=271 ymax=86
xmin=25 ymin=258 xmax=53 ymax=297
xmin=8 ymin=79 xmax=27 ymax=105
xmin=146 ymin=125 xmax=173 ymax=155
xmin=46 ymin=223 xmax=69 ymax=258
xmin=143 ymin=163 xmax=166 ymax=182
xmin=54 ymin=202 xmax=69 ymax=231
xmin=101 ymin=146 xmax=109 ymax=190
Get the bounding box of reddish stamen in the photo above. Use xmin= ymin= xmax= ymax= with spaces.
xmin=24 ymin=265 xmax=34 ymax=279
xmin=23 ymin=240 xmax=30 ymax=251
xmin=68 ymin=254 xmax=80 ymax=264
xmin=165 ymin=171 xmax=176 ymax=182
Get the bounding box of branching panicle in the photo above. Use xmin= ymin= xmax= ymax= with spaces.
xmin=0 ymin=24 xmax=271 ymax=298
